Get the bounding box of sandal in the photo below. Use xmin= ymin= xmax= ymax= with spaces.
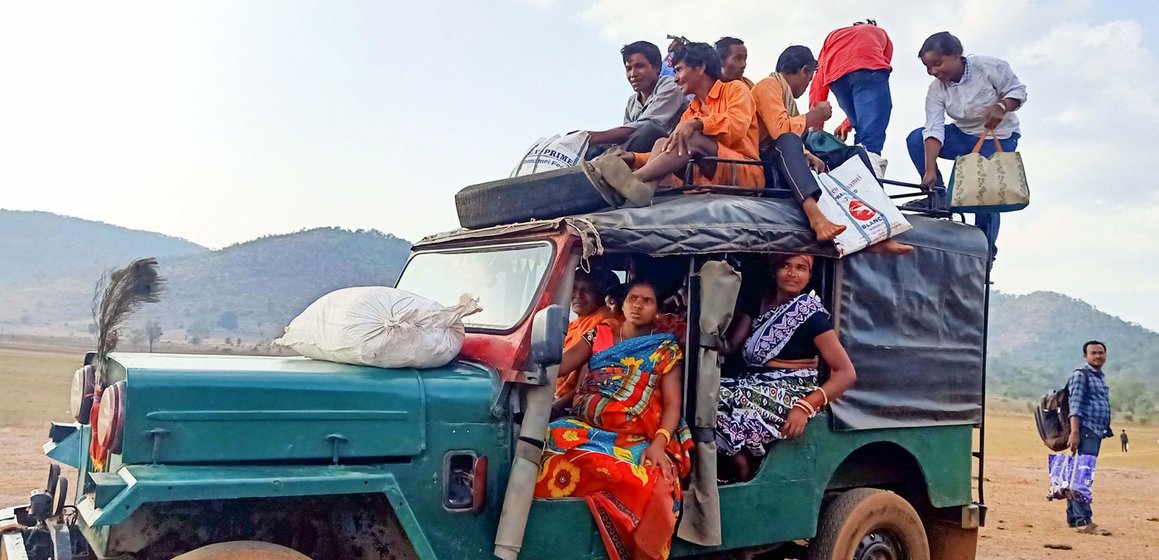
xmin=590 ymin=152 xmax=655 ymax=207
xmin=579 ymin=159 xmax=624 ymax=207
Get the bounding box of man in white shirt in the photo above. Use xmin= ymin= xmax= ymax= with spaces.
xmin=585 ymin=41 xmax=689 ymax=158
xmin=905 ymin=31 xmax=1027 ymax=263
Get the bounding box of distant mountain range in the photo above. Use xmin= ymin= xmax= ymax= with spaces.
xmin=0 ymin=210 xmax=410 ymax=343
xmin=0 ymin=209 xmax=206 ymax=285
xmin=1 ymin=210 xmax=1155 ymax=417
xmin=987 ymin=291 xmax=1158 ymax=419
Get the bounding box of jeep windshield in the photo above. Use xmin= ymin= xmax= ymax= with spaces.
xmin=395 ymin=242 xmax=554 ymax=331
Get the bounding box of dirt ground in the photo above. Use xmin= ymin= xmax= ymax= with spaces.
xmin=974 ymin=414 xmax=1159 ymax=559
xmin=0 ymin=341 xmax=1156 ymax=558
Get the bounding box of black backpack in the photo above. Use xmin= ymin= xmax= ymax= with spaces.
xmin=1034 ymin=369 xmax=1089 ymax=452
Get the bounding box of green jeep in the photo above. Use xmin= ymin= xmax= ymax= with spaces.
xmin=2 ymin=193 xmax=990 ymax=560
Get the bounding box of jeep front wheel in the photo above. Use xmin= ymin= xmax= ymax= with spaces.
xmin=806 ymin=488 xmax=930 ymax=560
xmin=172 ymin=541 xmax=311 ymax=560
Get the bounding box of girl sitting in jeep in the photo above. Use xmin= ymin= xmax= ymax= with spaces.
xmin=535 ymin=277 xmax=693 ymax=560
xmin=715 ymin=254 xmax=857 ymax=482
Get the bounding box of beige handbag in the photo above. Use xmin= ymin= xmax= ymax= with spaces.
xmin=949 ymin=130 xmax=1030 ymax=212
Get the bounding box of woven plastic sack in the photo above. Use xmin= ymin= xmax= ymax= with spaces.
xmin=814 ymin=156 xmax=912 ymax=256
xmin=275 ymin=287 xmax=481 ymax=369
xmin=510 ymin=132 xmax=590 ymax=177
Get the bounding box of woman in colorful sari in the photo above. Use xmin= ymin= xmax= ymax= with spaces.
xmin=535 ymin=278 xmax=693 ymax=560
xmin=715 ymin=254 xmax=857 ymax=482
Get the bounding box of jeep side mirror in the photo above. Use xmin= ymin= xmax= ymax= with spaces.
xmin=529 ymin=304 xmax=566 ymax=368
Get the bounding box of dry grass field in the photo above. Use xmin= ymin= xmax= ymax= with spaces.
xmin=0 ymin=341 xmax=1155 ymax=558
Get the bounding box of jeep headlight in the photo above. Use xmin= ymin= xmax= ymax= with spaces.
xmin=70 ymin=365 xmax=95 ymax=423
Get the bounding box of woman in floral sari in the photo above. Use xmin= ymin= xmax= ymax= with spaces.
xmin=715 ymin=254 xmax=857 ymax=482
xmin=535 ymin=278 xmax=693 ymax=560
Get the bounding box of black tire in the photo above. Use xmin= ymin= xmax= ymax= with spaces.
xmin=455 ymin=167 xmax=611 ymax=229
xmin=806 ymin=488 xmax=930 ymax=560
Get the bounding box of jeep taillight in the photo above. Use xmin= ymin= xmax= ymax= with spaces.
xmin=96 ymin=380 xmax=126 ymax=454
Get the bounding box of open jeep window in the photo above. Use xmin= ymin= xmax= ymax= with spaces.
xmin=396 ymin=243 xmax=553 ymax=332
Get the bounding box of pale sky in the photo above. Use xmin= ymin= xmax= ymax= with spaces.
xmin=2 ymin=0 xmax=1158 ymax=329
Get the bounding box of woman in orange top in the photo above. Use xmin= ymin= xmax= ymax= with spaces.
xmin=587 ymin=42 xmax=763 ymax=205
xmin=554 ymin=268 xmax=619 ymax=403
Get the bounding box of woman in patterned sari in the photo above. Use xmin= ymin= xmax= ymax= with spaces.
xmin=534 ymin=278 xmax=693 ymax=560
xmin=715 ymin=254 xmax=857 ymax=482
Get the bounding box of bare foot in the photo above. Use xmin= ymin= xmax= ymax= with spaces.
xmin=809 ymin=218 xmax=847 ymax=242
xmin=865 ymin=239 xmax=914 ymax=255
xmin=802 ymin=198 xmax=846 ymax=241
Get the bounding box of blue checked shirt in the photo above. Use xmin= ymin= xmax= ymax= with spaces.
xmin=1068 ymin=366 xmax=1112 ymax=437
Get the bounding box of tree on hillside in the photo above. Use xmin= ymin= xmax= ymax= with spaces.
xmin=216 ymin=310 xmax=239 ymax=331
xmin=145 ymin=320 xmax=163 ymax=353
xmin=187 ymin=320 xmax=211 ymax=340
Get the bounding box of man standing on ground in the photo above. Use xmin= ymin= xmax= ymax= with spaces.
xmin=716 ymin=37 xmax=753 ymax=88
xmin=585 ymin=41 xmax=688 ymax=158
xmin=1066 ymin=340 xmax=1113 ymax=532
xmin=1120 ymin=429 xmax=1128 ymax=453
xmin=808 ymin=20 xmax=893 ymax=155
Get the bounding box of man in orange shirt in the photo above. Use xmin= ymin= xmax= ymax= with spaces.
xmin=809 ymin=20 xmax=893 ymax=155
xmin=752 ymin=46 xmax=845 ymax=241
xmin=753 ymin=46 xmax=911 ymax=253
xmin=586 ymin=42 xmax=763 ymax=205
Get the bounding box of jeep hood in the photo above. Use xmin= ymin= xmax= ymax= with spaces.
xmin=107 ymin=353 xmax=492 ymax=465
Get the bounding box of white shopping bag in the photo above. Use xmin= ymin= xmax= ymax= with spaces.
xmin=275 ymin=287 xmax=481 ymax=369
xmin=814 ymin=156 xmax=912 ymax=256
xmin=510 ymin=132 xmax=590 ymax=177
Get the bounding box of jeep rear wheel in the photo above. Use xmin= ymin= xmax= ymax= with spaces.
xmin=806 ymin=488 xmax=930 ymax=560
xmin=172 ymin=541 xmax=311 ymax=560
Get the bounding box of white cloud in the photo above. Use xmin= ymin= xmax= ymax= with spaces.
xmin=0 ymin=0 xmax=1155 ymax=330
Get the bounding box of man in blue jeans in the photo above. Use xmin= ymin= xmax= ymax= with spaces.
xmin=907 ymin=32 xmax=1027 ymax=264
xmin=1065 ymin=341 xmax=1113 ymax=532
xmin=809 ymin=20 xmax=893 ymax=155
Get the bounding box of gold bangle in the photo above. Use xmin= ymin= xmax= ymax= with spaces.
xmin=794 ymin=399 xmax=816 ymax=418
xmin=654 ymin=428 xmax=672 ymax=445
xmin=817 ymin=387 xmax=830 ymax=408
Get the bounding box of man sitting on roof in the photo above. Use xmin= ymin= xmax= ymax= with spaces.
xmin=716 ymin=36 xmax=753 ymax=89
xmin=585 ymin=42 xmax=764 ymax=205
xmin=752 ymin=46 xmax=911 ymax=254
xmin=585 ymin=41 xmax=689 ymax=159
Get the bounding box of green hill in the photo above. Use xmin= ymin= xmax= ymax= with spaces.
xmin=0 ymin=227 xmax=411 ymax=343
xmin=988 ymin=291 xmax=1158 ymax=419
xmin=0 ymin=209 xmax=206 ymax=285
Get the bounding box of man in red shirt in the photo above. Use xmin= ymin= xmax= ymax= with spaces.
xmin=809 ymin=20 xmax=893 ymax=155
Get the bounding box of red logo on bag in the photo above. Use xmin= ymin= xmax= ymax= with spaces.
xmin=849 ymin=200 xmax=876 ymax=221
